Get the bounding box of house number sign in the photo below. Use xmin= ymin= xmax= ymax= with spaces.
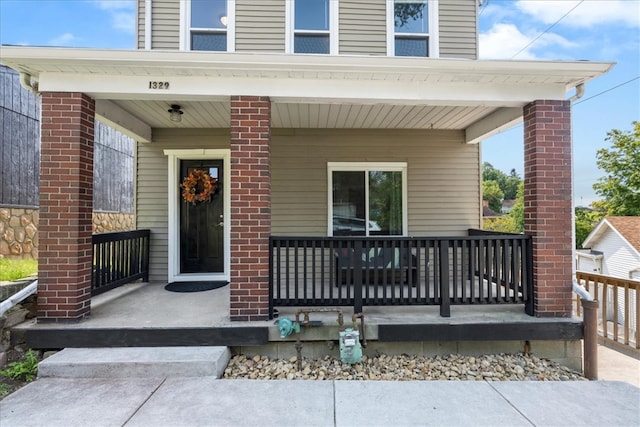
xmin=149 ymin=81 xmax=170 ymax=89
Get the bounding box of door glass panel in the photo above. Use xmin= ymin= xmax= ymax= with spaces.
xmin=332 ymin=171 xmax=366 ymax=236
xmin=369 ymin=171 xmax=403 ymax=235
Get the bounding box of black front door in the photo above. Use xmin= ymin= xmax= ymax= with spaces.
xmin=180 ymin=159 xmax=224 ymax=273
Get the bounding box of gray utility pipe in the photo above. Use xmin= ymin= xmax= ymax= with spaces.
xmin=0 ymin=280 xmax=37 ymax=317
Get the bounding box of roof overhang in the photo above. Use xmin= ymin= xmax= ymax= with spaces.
xmin=0 ymin=46 xmax=614 ymax=143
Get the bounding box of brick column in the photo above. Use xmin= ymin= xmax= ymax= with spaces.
xmin=38 ymin=92 xmax=95 ymax=321
xmin=229 ymin=96 xmax=271 ymax=321
xmin=523 ymin=100 xmax=573 ymax=317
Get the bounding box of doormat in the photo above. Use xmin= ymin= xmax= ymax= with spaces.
xmin=165 ymin=281 xmax=229 ymax=293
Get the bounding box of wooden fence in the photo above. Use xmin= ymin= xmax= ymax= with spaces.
xmin=0 ymin=65 xmax=134 ymax=212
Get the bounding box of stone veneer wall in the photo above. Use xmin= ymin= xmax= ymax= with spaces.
xmin=92 ymin=212 xmax=136 ymax=234
xmin=0 ymin=207 xmax=134 ymax=260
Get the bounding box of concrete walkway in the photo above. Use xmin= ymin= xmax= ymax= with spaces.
xmin=1 ymin=378 xmax=638 ymax=427
xmin=1 ymin=342 xmax=638 ymax=427
xmin=598 ymin=344 xmax=640 ymax=387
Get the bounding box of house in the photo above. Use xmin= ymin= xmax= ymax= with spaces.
xmin=501 ymin=199 xmax=516 ymax=214
xmin=578 ymin=217 xmax=640 ymax=280
xmin=481 ymin=200 xmax=501 ymax=219
xmin=0 ymin=0 xmax=614 ymax=367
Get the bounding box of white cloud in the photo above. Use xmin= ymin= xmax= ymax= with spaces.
xmin=517 ymin=0 xmax=640 ymax=28
xmin=479 ymin=23 xmax=575 ymax=60
xmin=480 ymin=23 xmax=538 ymax=59
xmin=48 ymin=33 xmax=76 ymax=46
xmin=93 ymin=0 xmax=136 ymax=34
xmin=94 ymin=1 xmax=135 ymax=11
xmin=112 ymin=12 xmax=135 ymax=33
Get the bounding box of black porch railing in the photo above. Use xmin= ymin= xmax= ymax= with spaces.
xmin=269 ymin=230 xmax=533 ymax=318
xmin=92 ymin=229 xmax=150 ymax=295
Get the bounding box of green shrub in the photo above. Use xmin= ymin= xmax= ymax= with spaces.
xmin=0 ymin=350 xmax=39 ymax=382
xmin=0 ymin=258 xmax=37 ymax=281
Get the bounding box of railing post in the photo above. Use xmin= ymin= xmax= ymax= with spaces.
xmin=439 ymin=239 xmax=450 ymax=317
xmin=268 ymin=237 xmax=274 ymax=319
xmin=142 ymin=231 xmax=150 ymax=282
xmin=582 ymin=299 xmax=599 ymax=380
xmin=524 ymin=236 xmax=534 ymax=316
xmin=353 ymin=239 xmax=363 ymax=313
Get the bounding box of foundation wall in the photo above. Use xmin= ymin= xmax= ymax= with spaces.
xmin=233 ymin=340 xmax=583 ymax=372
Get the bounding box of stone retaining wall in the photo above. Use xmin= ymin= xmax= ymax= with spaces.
xmin=0 ymin=208 xmax=38 ymax=260
xmin=0 ymin=207 xmax=134 ymax=260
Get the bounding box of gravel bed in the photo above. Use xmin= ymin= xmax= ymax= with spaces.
xmin=223 ymin=353 xmax=587 ymax=381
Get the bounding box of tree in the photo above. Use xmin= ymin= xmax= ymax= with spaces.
xmin=503 ymin=169 xmax=521 ymax=200
xmin=482 ymin=180 xmax=504 ymax=213
xmin=394 ymin=2 xmax=426 ymax=28
xmin=575 ymin=207 xmax=602 ymax=248
xmin=591 ymin=121 xmax=640 ymax=216
xmin=483 ymin=181 xmax=524 ymax=233
xmin=509 ymin=181 xmax=524 ymax=232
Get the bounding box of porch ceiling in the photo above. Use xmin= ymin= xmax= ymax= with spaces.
xmin=0 ymin=47 xmax=614 ymax=141
xmin=112 ymin=99 xmax=495 ymax=130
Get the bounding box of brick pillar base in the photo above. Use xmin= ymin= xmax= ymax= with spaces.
xmin=38 ymin=92 xmax=95 ymax=322
xmin=230 ymin=96 xmax=271 ymax=321
xmin=523 ymin=100 xmax=573 ymax=317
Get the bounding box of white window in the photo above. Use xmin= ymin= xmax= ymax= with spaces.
xmin=287 ymin=0 xmax=337 ymax=54
xmin=184 ymin=0 xmax=235 ymax=51
xmin=387 ymin=0 xmax=439 ymax=57
xmin=328 ymin=163 xmax=407 ymax=237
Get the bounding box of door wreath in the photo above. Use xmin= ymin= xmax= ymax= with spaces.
xmin=181 ymin=169 xmax=218 ymax=204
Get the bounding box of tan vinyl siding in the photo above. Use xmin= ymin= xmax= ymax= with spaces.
xmin=271 ymin=129 xmax=481 ymax=236
xmin=136 ymin=129 xmax=229 ymax=281
xmin=339 ymin=0 xmax=387 ymax=55
xmin=235 ymin=0 xmax=286 ymax=52
xmin=137 ymin=0 xmax=145 ymax=49
xmin=138 ymin=128 xmax=480 ymax=280
xmin=438 ymin=0 xmax=478 ymax=59
xmin=151 ymin=0 xmax=180 ymax=50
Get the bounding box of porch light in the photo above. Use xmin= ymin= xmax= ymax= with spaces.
xmin=219 ymin=15 xmax=228 ymax=27
xmin=168 ymin=104 xmax=183 ymax=122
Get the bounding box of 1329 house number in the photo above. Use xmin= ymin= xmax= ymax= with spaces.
xmin=149 ymin=81 xmax=170 ymax=89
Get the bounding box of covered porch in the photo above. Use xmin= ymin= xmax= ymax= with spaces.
xmin=0 ymin=47 xmax=613 ymax=330
xmin=15 ymin=279 xmax=583 ymax=370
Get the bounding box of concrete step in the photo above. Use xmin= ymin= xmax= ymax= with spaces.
xmin=37 ymin=346 xmax=231 ymax=379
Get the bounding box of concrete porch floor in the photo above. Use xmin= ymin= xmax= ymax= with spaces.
xmin=12 ymin=280 xmax=579 ymax=330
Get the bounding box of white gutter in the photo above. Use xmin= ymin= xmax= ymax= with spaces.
xmin=569 ymin=83 xmax=585 ymax=102
xmin=19 ymin=72 xmax=38 ymax=93
xmin=0 ymin=280 xmax=37 ymax=317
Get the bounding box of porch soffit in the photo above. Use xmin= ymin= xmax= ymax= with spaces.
xmin=0 ymin=47 xmax=614 ymax=140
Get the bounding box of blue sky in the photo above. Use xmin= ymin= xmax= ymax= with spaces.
xmin=1 ymin=0 xmax=638 ymax=206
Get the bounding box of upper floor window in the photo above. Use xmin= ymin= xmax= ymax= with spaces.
xmin=189 ymin=0 xmax=232 ymax=51
xmin=387 ymin=0 xmax=438 ymax=57
xmin=288 ymin=0 xmax=336 ymax=54
xmin=329 ymin=163 xmax=407 ymax=237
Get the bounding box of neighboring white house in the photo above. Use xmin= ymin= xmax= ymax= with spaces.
xmin=578 ymin=216 xmax=640 ymax=333
xmin=579 ymin=216 xmax=640 ymax=280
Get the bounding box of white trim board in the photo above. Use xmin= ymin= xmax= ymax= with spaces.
xmin=164 ymin=149 xmax=231 ymax=283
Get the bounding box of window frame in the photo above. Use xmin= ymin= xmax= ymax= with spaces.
xmin=327 ymin=162 xmax=408 ymax=237
xmin=286 ymin=0 xmax=338 ymax=55
xmin=386 ymin=0 xmax=439 ymax=58
xmin=181 ymin=0 xmax=236 ymax=52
